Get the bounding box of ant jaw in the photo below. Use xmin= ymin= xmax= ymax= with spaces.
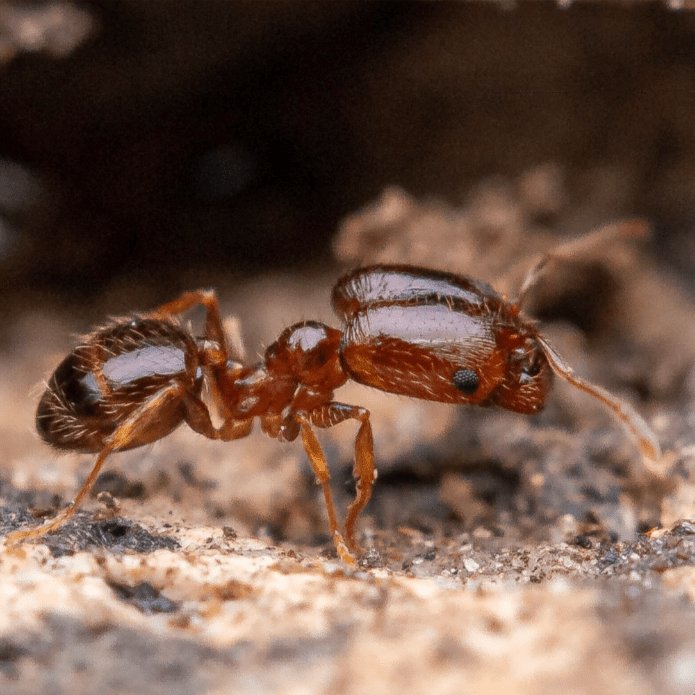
xmin=536 ymin=336 xmax=663 ymax=475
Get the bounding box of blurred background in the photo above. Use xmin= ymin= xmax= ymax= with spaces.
xmin=1 ymin=0 xmax=695 ymax=311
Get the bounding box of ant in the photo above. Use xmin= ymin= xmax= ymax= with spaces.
xmin=6 ymin=220 xmax=661 ymax=564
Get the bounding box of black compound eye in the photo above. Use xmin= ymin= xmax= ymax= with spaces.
xmin=453 ymin=368 xmax=479 ymax=395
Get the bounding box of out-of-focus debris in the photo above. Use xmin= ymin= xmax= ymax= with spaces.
xmin=0 ymin=1 xmax=95 ymax=64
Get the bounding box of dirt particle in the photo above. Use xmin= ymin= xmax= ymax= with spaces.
xmin=108 ymin=580 xmax=180 ymax=614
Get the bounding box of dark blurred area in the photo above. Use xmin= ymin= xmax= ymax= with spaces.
xmin=1 ymin=1 xmax=695 ymax=304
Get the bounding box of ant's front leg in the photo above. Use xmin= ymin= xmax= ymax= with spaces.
xmin=294 ymin=414 xmax=356 ymax=566
xmin=296 ymin=403 xmax=375 ymax=561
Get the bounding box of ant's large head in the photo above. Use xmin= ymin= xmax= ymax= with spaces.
xmin=490 ymin=331 xmax=553 ymax=414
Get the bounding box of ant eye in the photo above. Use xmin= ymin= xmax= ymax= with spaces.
xmin=453 ymin=368 xmax=479 ymax=394
xmin=530 ymin=363 xmax=540 ymax=376
xmin=525 ymin=359 xmax=541 ymax=377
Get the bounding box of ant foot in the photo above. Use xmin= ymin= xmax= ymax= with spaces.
xmin=333 ymin=530 xmax=357 ymax=566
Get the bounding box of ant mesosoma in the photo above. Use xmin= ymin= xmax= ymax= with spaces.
xmin=6 ymin=220 xmax=661 ymax=564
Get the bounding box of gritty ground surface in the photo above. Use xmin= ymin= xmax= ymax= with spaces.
xmin=1 ymin=179 xmax=694 ymax=694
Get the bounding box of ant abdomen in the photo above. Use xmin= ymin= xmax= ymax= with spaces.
xmin=36 ymin=318 xmax=202 ymax=453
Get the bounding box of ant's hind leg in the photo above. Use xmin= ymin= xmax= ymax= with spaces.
xmin=5 ymin=445 xmax=114 ymax=545
xmin=146 ymin=290 xmax=247 ymax=418
xmin=146 ymin=289 xmax=230 ymax=354
xmin=182 ymin=393 xmax=253 ymax=441
xmin=5 ymin=383 xmax=185 ymax=546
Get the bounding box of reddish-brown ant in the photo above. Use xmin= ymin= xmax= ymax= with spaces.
xmin=6 ymin=220 xmax=661 ymax=564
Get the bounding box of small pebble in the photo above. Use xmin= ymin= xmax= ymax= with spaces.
xmin=463 ymin=558 xmax=480 ymax=573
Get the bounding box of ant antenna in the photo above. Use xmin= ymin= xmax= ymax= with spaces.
xmin=515 ymin=219 xmax=651 ymax=309
xmin=536 ymin=335 xmax=662 ymax=473
xmin=516 ymin=220 xmax=661 ymax=472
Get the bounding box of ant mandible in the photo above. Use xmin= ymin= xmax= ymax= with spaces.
xmin=6 ymin=220 xmax=661 ymax=564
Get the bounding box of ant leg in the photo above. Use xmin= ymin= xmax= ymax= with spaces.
xmin=182 ymin=392 xmax=253 ymax=441
xmin=304 ymin=404 xmax=374 ymax=553
xmin=294 ymin=414 xmax=356 ymax=566
xmin=5 ymin=445 xmax=115 ymax=545
xmin=147 ymin=289 xmax=225 ymax=345
xmin=5 ymin=383 xmax=185 ymax=545
xmin=146 ymin=290 xmax=247 ymax=421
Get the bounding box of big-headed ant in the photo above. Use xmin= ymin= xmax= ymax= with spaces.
xmin=6 ymin=221 xmax=661 ymax=564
